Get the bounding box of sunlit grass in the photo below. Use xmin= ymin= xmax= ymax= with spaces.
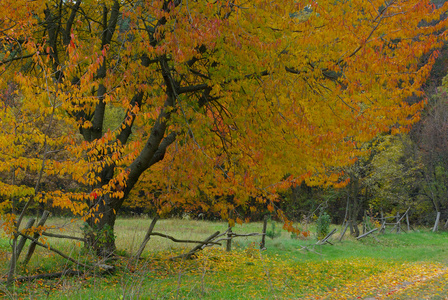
xmin=1 ymin=217 xmax=448 ymax=299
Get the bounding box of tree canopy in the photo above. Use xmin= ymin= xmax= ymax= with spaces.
xmin=1 ymin=0 xmax=447 ymax=254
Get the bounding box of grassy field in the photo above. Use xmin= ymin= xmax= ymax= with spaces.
xmin=1 ymin=217 xmax=448 ymax=299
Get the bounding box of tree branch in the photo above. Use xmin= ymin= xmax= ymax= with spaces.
xmin=0 ymin=53 xmax=36 ymax=65
xmin=148 ymin=131 xmax=177 ymax=165
xmin=116 ymin=92 xmax=144 ymax=145
xmin=63 ymin=0 xmax=82 ymax=46
xmin=44 ymin=6 xmax=62 ymax=80
xmin=122 ymin=56 xmax=177 ymax=203
xmin=90 ymin=0 xmax=120 ymax=141
xmin=178 ymin=83 xmax=209 ymax=95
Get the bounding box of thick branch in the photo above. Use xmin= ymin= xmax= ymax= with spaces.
xmin=16 ymin=218 xmax=35 ymax=259
xmin=146 ymin=0 xmax=182 ymax=47
xmin=148 ymin=131 xmax=177 ymax=165
xmin=90 ymin=0 xmax=120 ymax=141
xmin=101 ymin=1 xmax=120 ymax=48
xmin=178 ymin=83 xmax=209 ymax=95
xmin=125 ymin=97 xmax=171 ymax=182
xmin=115 ymin=54 xmax=156 ymax=146
xmin=63 ymin=0 xmax=82 ymax=46
xmin=116 ymin=93 xmax=144 ymax=145
xmin=44 ymin=7 xmax=61 ymax=80
xmin=122 ymin=57 xmax=177 ymax=201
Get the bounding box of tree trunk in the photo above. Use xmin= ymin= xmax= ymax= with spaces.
xmin=351 ymin=220 xmax=360 ymax=237
xmin=348 ymin=176 xmax=360 ymax=237
xmin=86 ymin=194 xmax=117 ymax=257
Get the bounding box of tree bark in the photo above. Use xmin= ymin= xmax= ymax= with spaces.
xmin=86 ymin=194 xmax=117 ymax=257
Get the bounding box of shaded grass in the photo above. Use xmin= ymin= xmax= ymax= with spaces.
xmin=1 ymin=218 xmax=448 ymax=299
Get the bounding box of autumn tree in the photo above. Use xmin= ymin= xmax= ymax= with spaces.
xmin=1 ymin=0 xmax=447 ymax=257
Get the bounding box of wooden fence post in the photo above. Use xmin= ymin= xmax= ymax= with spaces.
xmin=16 ymin=218 xmax=36 ymax=259
xmin=339 ymin=222 xmax=349 ymax=242
xmin=8 ymin=218 xmax=35 ymax=285
xmin=134 ymin=216 xmax=159 ymax=261
xmin=226 ymin=225 xmax=232 ymax=252
xmin=260 ymin=215 xmax=268 ymax=250
xmin=184 ymin=231 xmax=220 ymax=259
xmin=406 ymin=211 xmax=410 ymax=232
xmin=433 ymin=212 xmax=441 ymax=232
xmin=362 ymin=211 xmax=366 ymax=234
xmin=23 ymin=211 xmax=50 ymax=265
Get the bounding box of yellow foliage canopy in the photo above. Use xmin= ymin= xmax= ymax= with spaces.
xmin=0 ymin=0 xmax=447 ymax=234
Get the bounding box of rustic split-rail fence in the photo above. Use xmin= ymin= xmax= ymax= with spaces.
xmin=5 ymin=207 xmax=446 ymax=284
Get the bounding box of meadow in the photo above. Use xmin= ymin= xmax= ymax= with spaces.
xmin=1 ymin=217 xmax=448 ymax=299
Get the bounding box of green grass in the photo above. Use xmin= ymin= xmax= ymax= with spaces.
xmin=1 ymin=218 xmax=448 ymax=299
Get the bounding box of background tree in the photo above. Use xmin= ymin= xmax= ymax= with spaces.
xmin=1 ymin=0 xmax=447 ymax=256
xmin=412 ymin=84 xmax=448 ymax=224
xmin=368 ymin=135 xmax=424 ymax=218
